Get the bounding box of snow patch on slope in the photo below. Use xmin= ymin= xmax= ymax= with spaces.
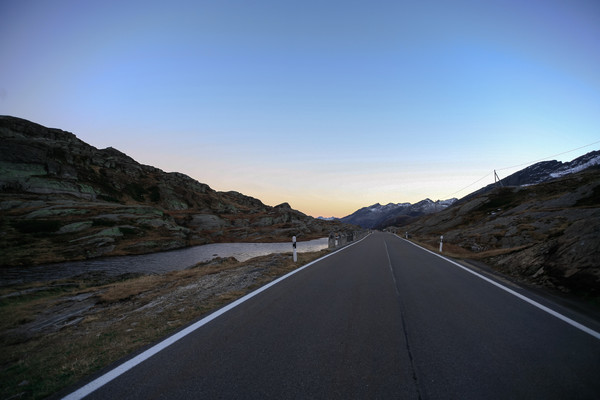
xmin=550 ymin=154 xmax=600 ymax=179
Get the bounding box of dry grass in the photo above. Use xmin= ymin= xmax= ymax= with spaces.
xmin=96 ymin=258 xmax=245 ymax=304
xmin=98 ymin=275 xmax=164 ymax=303
xmin=0 ymin=250 xmax=329 ymax=400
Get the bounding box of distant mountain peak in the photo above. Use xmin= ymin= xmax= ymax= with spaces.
xmin=317 ymin=216 xmax=338 ymax=221
xmin=340 ymin=198 xmax=457 ymax=229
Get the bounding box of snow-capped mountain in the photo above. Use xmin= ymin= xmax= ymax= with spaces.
xmin=550 ymin=151 xmax=600 ymax=179
xmin=328 ymin=150 xmax=599 ymax=230
xmin=468 ymin=150 xmax=600 ymax=199
xmin=317 ymin=216 xmax=338 ymax=221
xmin=340 ymin=198 xmax=457 ymax=229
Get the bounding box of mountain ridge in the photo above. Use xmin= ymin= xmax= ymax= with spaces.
xmin=341 ymin=150 xmax=600 ymax=230
xmin=0 ymin=116 xmax=355 ymax=266
xmin=339 ymin=198 xmax=457 ymax=229
xmin=464 ymin=150 xmax=600 ymax=201
xmin=393 ymin=164 xmax=600 ymax=296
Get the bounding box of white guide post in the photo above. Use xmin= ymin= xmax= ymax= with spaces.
xmin=439 ymin=235 xmax=443 ymax=252
xmin=292 ymin=236 xmax=297 ymax=262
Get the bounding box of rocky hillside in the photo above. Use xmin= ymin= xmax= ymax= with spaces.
xmin=397 ymin=166 xmax=600 ymax=296
xmin=0 ymin=116 xmax=353 ymax=267
xmin=340 ymin=198 xmax=457 ymax=229
xmin=467 ymin=150 xmax=600 ymax=200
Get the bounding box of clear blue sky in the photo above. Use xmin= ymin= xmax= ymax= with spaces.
xmin=1 ymin=0 xmax=599 ymax=217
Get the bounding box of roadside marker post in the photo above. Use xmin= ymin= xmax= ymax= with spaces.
xmin=292 ymin=236 xmax=297 ymax=262
xmin=439 ymin=235 xmax=443 ymax=253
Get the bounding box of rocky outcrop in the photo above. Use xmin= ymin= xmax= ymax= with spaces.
xmin=398 ymin=167 xmax=600 ymax=296
xmin=0 ymin=116 xmax=354 ymax=266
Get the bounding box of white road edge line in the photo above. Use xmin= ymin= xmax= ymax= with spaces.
xmin=62 ymin=235 xmax=370 ymax=400
xmin=398 ymin=235 xmax=600 ymax=341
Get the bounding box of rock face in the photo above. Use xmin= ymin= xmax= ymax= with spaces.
xmin=399 ymin=167 xmax=600 ymax=296
xmin=0 ymin=116 xmax=354 ymax=266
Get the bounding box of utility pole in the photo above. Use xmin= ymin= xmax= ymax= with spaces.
xmin=494 ymin=170 xmax=503 ymax=187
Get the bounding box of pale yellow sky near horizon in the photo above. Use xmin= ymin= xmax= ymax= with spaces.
xmin=125 ymin=143 xmax=597 ymax=218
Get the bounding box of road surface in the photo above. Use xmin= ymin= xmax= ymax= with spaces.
xmin=65 ymin=232 xmax=600 ymax=399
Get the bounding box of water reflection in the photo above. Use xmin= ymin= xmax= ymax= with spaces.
xmin=0 ymin=238 xmax=328 ymax=286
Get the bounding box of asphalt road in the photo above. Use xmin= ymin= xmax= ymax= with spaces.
xmin=66 ymin=232 xmax=600 ymax=399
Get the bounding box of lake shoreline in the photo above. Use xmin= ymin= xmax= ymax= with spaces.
xmin=1 ymin=250 xmax=330 ymax=400
xmin=0 ymin=238 xmax=329 ymax=286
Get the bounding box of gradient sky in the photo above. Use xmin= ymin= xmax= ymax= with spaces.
xmin=1 ymin=0 xmax=599 ymax=217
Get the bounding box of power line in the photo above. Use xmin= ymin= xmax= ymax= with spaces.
xmin=445 ymin=172 xmax=492 ymax=198
xmin=444 ymin=139 xmax=600 ymax=199
xmin=496 ymin=139 xmax=600 ymax=172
